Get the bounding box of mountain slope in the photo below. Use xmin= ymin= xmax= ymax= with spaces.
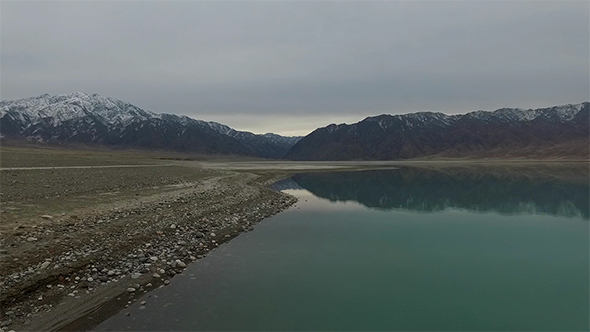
xmin=0 ymin=92 xmax=301 ymax=158
xmin=202 ymin=121 xmax=302 ymax=159
xmin=284 ymin=103 xmax=589 ymax=160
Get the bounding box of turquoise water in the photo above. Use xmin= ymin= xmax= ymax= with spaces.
xmin=95 ymin=167 xmax=589 ymax=331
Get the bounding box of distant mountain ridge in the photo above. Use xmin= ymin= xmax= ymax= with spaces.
xmin=284 ymin=102 xmax=589 ymax=160
xmin=2 ymin=94 xmax=587 ymax=160
xmin=0 ymin=92 xmax=301 ymax=158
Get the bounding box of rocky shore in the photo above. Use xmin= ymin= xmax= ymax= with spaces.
xmin=3 ymin=146 xmax=586 ymax=331
xmin=0 ymin=167 xmax=296 ymax=331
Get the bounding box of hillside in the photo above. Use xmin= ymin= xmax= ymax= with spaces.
xmin=284 ymin=103 xmax=589 ymax=160
xmin=0 ymin=92 xmax=301 ymax=158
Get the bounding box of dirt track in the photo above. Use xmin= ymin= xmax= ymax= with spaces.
xmin=0 ymin=164 xmax=175 ymax=171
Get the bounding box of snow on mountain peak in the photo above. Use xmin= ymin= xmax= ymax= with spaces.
xmin=1 ymin=92 xmax=302 ymax=159
xmin=320 ymin=103 xmax=587 ymax=137
xmin=466 ymin=103 xmax=585 ymax=123
xmin=0 ymin=92 xmax=158 ymax=128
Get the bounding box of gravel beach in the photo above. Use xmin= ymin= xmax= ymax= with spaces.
xmin=0 ymin=148 xmax=299 ymax=331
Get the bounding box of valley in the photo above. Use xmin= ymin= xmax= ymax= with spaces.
xmin=2 ymin=2 xmax=588 ymax=330
xmin=1 ymin=93 xmax=588 ymax=161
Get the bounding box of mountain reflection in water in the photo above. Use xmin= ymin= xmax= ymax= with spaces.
xmin=283 ymin=166 xmax=589 ymax=219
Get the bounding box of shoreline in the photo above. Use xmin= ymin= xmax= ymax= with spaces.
xmin=0 ymin=169 xmax=297 ymax=332
xmin=1 ymin=146 xmax=587 ymax=331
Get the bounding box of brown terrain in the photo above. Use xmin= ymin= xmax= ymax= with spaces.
xmin=0 ymin=146 xmax=297 ymax=331
xmin=0 ymin=145 xmax=375 ymax=331
xmin=0 ymin=145 xmax=587 ymax=331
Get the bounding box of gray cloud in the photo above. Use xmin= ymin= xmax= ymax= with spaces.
xmin=1 ymin=1 xmax=588 ymax=135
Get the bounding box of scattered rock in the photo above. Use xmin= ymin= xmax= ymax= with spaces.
xmin=41 ymin=215 xmax=53 ymax=220
xmin=0 ymin=172 xmax=298 ymax=327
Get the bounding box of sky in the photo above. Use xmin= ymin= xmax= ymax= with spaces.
xmin=1 ymin=1 xmax=588 ymax=136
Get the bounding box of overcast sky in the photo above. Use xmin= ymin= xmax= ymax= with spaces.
xmin=2 ymin=1 xmax=588 ymax=136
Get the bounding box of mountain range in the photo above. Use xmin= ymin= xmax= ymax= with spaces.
xmin=285 ymin=102 xmax=589 ymax=160
xmin=1 ymin=92 xmax=588 ymax=160
xmin=0 ymin=92 xmax=301 ymax=159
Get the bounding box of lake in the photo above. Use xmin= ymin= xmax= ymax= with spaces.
xmin=95 ymin=166 xmax=589 ymax=331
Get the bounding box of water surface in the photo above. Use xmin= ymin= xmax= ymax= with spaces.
xmin=96 ymin=166 xmax=589 ymax=331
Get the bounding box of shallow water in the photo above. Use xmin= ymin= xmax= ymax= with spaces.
xmin=95 ymin=167 xmax=589 ymax=331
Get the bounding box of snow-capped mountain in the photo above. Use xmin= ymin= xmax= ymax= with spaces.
xmin=0 ymin=92 xmax=301 ymax=158
xmin=284 ymin=102 xmax=589 ymax=160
